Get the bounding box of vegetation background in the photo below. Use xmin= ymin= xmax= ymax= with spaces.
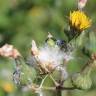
xmin=0 ymin=0 xmax=96 ymax=96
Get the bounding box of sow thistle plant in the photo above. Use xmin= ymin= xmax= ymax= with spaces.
xmin=0 ymin=0 xmax=96 ymax=96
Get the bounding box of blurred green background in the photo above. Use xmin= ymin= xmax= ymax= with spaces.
xmin=0 ymin=0 xmax=96 ymax=96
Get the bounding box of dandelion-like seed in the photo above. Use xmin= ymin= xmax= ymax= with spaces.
xmin=69 ymin=10 xmax=91 ymax=31
xmin=30 ymin=39 xmax=73 ymax=75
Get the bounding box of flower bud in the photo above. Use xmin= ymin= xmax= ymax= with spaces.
xmin=45 ymin=32 xmax=56 ymax=47
xmin=78 ymin=0 xmax=88 ymax=10
xmin=2 ymin=82 xmax=14 ymax=93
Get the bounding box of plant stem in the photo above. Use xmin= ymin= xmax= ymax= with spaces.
xmin=60 ymin=86 xmax=78 ymax=90
xmin=56 ymin=89 xmax=62 ymax=96
xmin=39 ymin=75 xmax=48 ymax=88
xmin=49 ymin=75 xmax=59 ymax=86
xmin=41 ymin=86 xmax=55 ymax=91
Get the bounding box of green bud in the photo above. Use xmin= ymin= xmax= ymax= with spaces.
xmin=72 ymin=73 xmax=92 ymax=90
xmin=46 ymin=32 xmax=56 ymax=47
xmin=46 ymin=39 xmax=56 ymax=47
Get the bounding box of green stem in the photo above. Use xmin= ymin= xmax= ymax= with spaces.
xmin=39 ymin=75 xmax=48 ymax=88
xmin=41 ymin=86 xmax=55 ymax=91
xmin=49 ymin=75 xmax=59 ymax=86
xmin=56 ymin=89 xmax=62 ymax=96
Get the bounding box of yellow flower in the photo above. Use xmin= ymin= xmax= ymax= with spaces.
xmin=69 ymin=11 xmax=91 ymax=31
xmin=2 ymin=82 xmax=14 ymax=93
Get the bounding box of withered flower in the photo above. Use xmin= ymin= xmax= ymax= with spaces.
xmin=0 ymin=44 xmax=21 ymax=59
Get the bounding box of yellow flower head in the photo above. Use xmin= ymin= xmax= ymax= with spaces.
xmin=2 ymin=82 xmax=14 ymax=93
xmin=69 ymin=10 xmax=91 ymax=31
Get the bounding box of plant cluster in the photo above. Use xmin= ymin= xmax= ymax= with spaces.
xmin=0 ymin=0 xmax=96 ymax=96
